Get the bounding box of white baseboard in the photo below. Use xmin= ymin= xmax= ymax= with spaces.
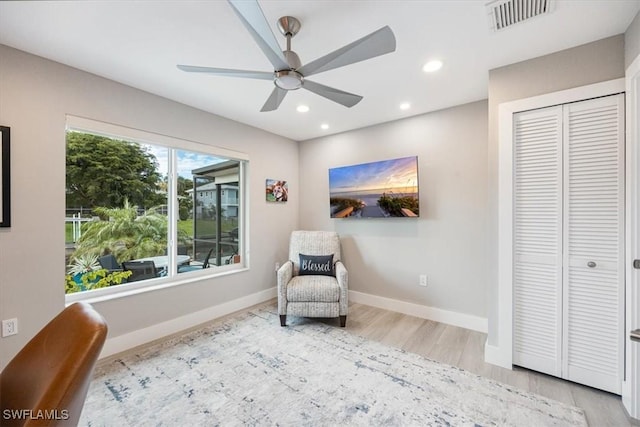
xmin=483 ymin=338 xmax=512 ymax=369
xmin=102 ymin=289 xmax=487 ymax=361
xmin=100 ymin=287 xmax=276 ymax=359
xmin=349 ymin=290 xmax=488 ymax=333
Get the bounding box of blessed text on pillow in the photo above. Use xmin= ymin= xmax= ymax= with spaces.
xmin=299 ymin=254 xmax=334 ymax=276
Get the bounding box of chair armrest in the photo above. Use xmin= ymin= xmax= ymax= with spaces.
xmin=277 ymin=260 xmax=293 ymax=285
xmin=277 ymin=261 xmax=293 ymax=315
xmin=335 ymin=261 xmax=348 ymax=288
xmin=335 ymin=261 xmax=348 ymax=316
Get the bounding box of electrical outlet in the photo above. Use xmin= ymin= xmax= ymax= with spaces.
xmin=275 ymin=262 xmax=281 ymax=272
xmin=419 ymin=275 xmax=428 ymax=287
xmin=2 ymin=318 xmax=18 ymax=337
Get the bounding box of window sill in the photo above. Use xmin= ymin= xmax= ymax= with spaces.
xmin=65 ymin=266 xmax=249 ymax=306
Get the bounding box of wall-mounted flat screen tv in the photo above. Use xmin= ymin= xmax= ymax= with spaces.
xmin=329 ymin=156 xmax=419 ymax=218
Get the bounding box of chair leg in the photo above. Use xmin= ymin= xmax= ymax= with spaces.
xmin=339 ymin=315 xmax=346 ymax=327
xmin=280 ymin=315 xmax=286 ymax=327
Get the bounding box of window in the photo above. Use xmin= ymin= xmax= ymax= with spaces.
xmin=64 ymin=116 xmax=247 ymax=299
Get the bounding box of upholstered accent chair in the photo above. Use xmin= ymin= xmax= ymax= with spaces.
xmin=277 ymin=230 xmax=348 ymax=327
xmin=0 ymin=302 xmax=107 ymax=427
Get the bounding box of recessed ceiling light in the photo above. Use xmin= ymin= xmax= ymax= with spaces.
xmin=399 ymin=103 xmax=411 ymax=110
xmin=321 ymin=123 xmax=329 ymax=130
xmin=296 ymin=105 xmax=309 ymax=113
xmin=422 ymin=60 xmax=443 ymax=73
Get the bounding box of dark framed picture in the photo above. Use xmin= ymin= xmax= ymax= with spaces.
xmin=0 ymin=126 xmax=10 ymax=227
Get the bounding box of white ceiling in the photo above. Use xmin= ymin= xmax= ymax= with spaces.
xmin=1 ymin=1 xmax=638 ymax=141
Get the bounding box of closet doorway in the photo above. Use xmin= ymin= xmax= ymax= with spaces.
xmin=512 ymin=94 xmax=624 ymax=394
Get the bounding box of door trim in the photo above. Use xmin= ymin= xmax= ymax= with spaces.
xmin=623 ymin=54 xmax=640 ymax=420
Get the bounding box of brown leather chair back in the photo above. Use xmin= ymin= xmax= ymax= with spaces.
xmin=0 ymin=302 xmax=107 ymax=426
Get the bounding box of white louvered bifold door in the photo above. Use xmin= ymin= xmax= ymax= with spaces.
xmin=513 ymin=106 xmax=564 ymax=377
xmin=562 ymin=94 xmax=625 ymax=394
xmin=512 ymin=94 xmax=625 ymax=394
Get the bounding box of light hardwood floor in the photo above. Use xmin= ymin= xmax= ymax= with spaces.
xmin=336 ymin=301 xmax=634 ymax=427
xmin=107 ymin=299 xmax=634 ymax=425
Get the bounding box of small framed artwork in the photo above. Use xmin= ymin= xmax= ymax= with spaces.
xmin=0 ymin=126 xmax=10 ymax=227
xmin=266 ymin=179 xmax=288 ymax=202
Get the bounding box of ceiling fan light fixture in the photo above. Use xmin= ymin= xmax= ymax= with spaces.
xmin=275 ymin=70 xmax=303 ymax=90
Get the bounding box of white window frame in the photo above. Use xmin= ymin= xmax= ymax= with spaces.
xmin=64 ymin=115 xmax=249 ymax=304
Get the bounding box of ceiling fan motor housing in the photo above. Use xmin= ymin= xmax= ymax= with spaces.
xmin=283 ymin=50 xmax=301 ymax=69
xmin=274 ymin=18 xmax=304 ymax=90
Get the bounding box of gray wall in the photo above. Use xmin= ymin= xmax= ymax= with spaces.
xmin=626 ymin=11 xmax=640 ymax=69
xmin=0 ymin=45 xmax=299 ymax=368
xmin=485 ymin=35 xmax=626 ymax=345
xmin=299 ymin=101 xmax=488 ymax=318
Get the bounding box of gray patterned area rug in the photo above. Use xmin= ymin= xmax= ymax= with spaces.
xmin=80 ymin=306 xmax=587 ymax=426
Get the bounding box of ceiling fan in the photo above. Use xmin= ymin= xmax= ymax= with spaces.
xmin=177 ymin=0 xmax=396 ymax=112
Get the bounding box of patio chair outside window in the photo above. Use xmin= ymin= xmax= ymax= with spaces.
xmin=98 ymin=254 xmax=122 ymax=274
xmin=178 ymin=247 xmax=214 ymax=273
xmin=122 ymin=260 xmax=158 ymax=282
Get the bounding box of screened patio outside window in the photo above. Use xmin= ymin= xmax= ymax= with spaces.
xmin=64 ymin=116 xmax=247 ymax=301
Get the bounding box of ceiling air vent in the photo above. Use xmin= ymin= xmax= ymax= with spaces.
xmin=486 ymin=0 xmax=554 ymax=32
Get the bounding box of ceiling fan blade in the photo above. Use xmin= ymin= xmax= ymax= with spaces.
xmin=297 ymin=26 xmax=396 ymax=77
xmin=303 ymin=80 xmax=363 ymax=108
xmin=227 ymin=0 xmax=290 ymax=71
xmin=177 ymin=65 xmax=274 ymax=80
xmin=261 ymin=87 xmax=288 ymax=112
